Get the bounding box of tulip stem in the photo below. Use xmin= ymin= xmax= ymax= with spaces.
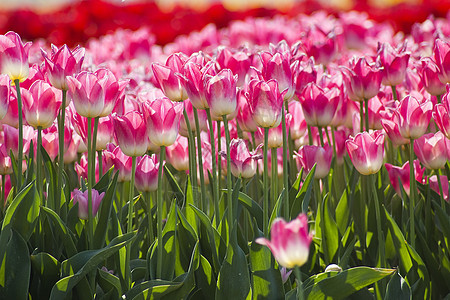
xmin=364 ymin=98 xmax=369 ymax=131
xmin=157 ymin=146 xmax=166 ymax=279
xmin=409 ymin=138 xmax=415 ymax=248
xmin=14 ymin=79 xmax=23 ymax=190
xmin=193 ymin=107 xmax=206 ymax=211
xmin=307 ymin=125 xmax=313 ymax=145
xmin=56 ymin=89 xmax=67 ymax=214
xmin=251 ymin=132 xmax=260 ymax=202
xmin=91 ymin=117 xmax=99 ymax=186
xmin=206 ymin=108 xmax=219 ymax=226
xmin=37 ymin=127 xmax=43 ymax=205
xmin=223 ymin=116 xmax=233 ymax=238
xmin=217 ymin=120 xmax=222 ymax=200
xmin=294 ymin=266 xmax=304 ymax=300
xmin=1 ymin=175 xmax=5 ymax=215
xmin=146 ymin=191 xmax=154 ymax=245
xmin=281 ymin=104 xmax=290 ymax=219
xmin=437 ymin=94 xmax=442 ymax=104
xmin=271 ymin=148 xmax=278 ymax=210
xmin=263 ymin=127 xmax=269 ymax=236
xmin=359 ymin=102 xmax=364 ymax=132
xmin=437 ymin=169 xmax=445 ymax=209
xmin=371 ymin=174 xmax=385 ymax=267
xmin=87 ymin=117 xmax=94 ymax=249
xmin=391 ymin=86 xmax=398 ymax=101
xmin=125 ymin=156 xmax=137 ymax=289
xmin=98 ymin=150 xmax=103 ymax=177
xmin=317 ymin=126 xmax=325 ymax=147
xmin=182 ymin=109 xmax=198 ymax=208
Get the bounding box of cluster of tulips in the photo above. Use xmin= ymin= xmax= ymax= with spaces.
xmin=0 ymin=10 xmax=449 ymax=299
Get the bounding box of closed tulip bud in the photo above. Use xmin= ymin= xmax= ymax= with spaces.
xmin=346 ymin=130 xmax=385 ymax=175
xmin=418 ymin=58 xmax=446 ymax=96
xmin=237 ymin=90 xmax=259 ymax=133
xmin=204 ymin=69 xmax=237 ymax=117
xmin=0 ymin=31 xmax=31 ymax=83
xmin=42 ymin=44 xmax=85 ymax=91
xmin=433 ymin=39 xmax=450 ymax=84
xmin=376 ymin=42 xmax=410 ymax=86
xmin=0 ymin=145 xmax=12 ymax=175
xmin=135 ymin=154 xmax=159 ymax=192
xmin=226 ymin=138 xmax=262 ymax=179
xmin=42 ymin=127 xmax=59 ymax=161
xmin=95 ymin=68 xmax=128 ymax=117
xmin=299 ymin=83 xmax=340 ymax=127
xmin=294 ymin=145 xmax=333 ymax=179
xmin=259 ymin=51 xmax=295 ymax=100
xmin=256 ymin=213 xmax=313 ymax=269
xmin=111 ymin=145 xmax=132 ymax=182
xmin=293 ymin=58 xmax=318 ymax=96
xmin=288 ymin=100 xmax=307 ymax=139
xmin=0 ymin=74 xmax=10 ymax=120
xmin=394 ymin=95 xmax=432 ymax=140
xmin=180 ymin=62 xmax=208 ymax=109
xmin=414 ymin=132 xmax=450 ymax=170
xmin=143 ymin=98 xmax=183 ymax=147
xmin=72 ymin=188 xmax=104 ymax=220
xmin=217 ymin=47 xmax=251 ymax=87
xmin=23 ymin=80 xmax=62 ymax=129
xmin=152 ymin=53 xmax=188 ymax=102
xmin=67 ymin=71 xmax=105 ymax=118
xmin=246 ymin=79 xmax=283 ymax=129
xmin=166 ymin=136 xmax=189 ymax=171
xmin=113 ymin=111 xmax=148 ymax=157
xmin=342 ymin=57 xmax=382 ymax=102
xmin=3 ymin=124 xmax=35 ymax=158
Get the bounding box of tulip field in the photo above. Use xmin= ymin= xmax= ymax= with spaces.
xmin=0 ymin=9 xmax=449 ymax=300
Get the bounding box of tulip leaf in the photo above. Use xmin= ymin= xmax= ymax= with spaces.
xmin=94 ymin=171 xmax=119 ymax=249
xmin=97 ymin=267 xmax=122 ymax=298
xmin=322 ymin=194 xmax=340 ymax=263
xmin=160 ymin=201 xmax=178 ymax=280
xmin=385 ymin=272 xmax=411 ymax=300
xmin=215 ymin=223 xmax=252 ymax=300
xmin=184 ymin=177 xmax=198 ymax=234
xmin=177 ymin=208 xmax=198 ymax=271
xmin=303 ymin=266 xmax=395 ymax=299
xmin=0 ymin=229 xmax=31 ymax=300
xmin=291 ymin=164 xmax=315 ymax=219
xmin=50 ymin=232 xmax=135 ymax=299
xmin=194 ymin=254 xmax=216 ymax=299
xmin=335 ymin=188 xmax=350 ymax=235
xmin=237 ymin=191 xmax=263 ymax=230
xmin=164 ymin=165 xmax=184 ymax=204
xmin=269 ymin=189 xmax=285 ymax=231
xmin=432 ymin=200 xmax=450 ymax=250
xmin=41 ymin=145 xmax=58 ymax=210
xmin=30 ymin=252 xmax=61 ymax=300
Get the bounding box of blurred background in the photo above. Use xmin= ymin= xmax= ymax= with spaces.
xmin=0 ymin=0 xmax=448 ymax=46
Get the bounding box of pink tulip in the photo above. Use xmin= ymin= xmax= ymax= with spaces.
xmin=0 ymin=74 xmax=10 ymax=120
xmin=112 ymin=145 xmax=132 ymax=182
xmin=64 ymin=132 xmax=81 ymax=164
xmin=166 ymin=136 xmax=189 ymax=172
xmin=95 ymin=68 xmax=128 ymax=117
xmin=113 ymin=111 xmax=148 ymax=157
xmin=293 ymin=58 xmax=318 ymax=96
xmin=135 ymin=154 xmax=159 ymax=192
xmin=23 ymin=80 xmax=62 ymax=129
xmin=294 ymin=145 xmax=333 ymax=179
xmin=385 ymin=160 xmax=425 ymax=197
xmin=429 ymin=175 xmax=449 ymax=202
xmin=2 ymin=124 xmax=35 ymax=158
xmin=180 ymin=62 xmax=208 ymax=109
xmin=301 ymin=29 xmax=336 ymax=66
xmin=393 ymin=95 xmax=433 ymax=140
xmin=256 ymin=213 xmax=313 ymax=268
xmin=2 ymin=85 xmax=23 ymax=128
xmin=225 ymin=139 xmax=261 ymax=179
xmin=67 ymin=71 xmax=105 ymax=118
xmin=42 ymin=126 xmax=59 ymax=161
xmin=246 ymin=79 xmax=283 ymax=129
xmin=259 ymin=51 xmax=295 ymax=100
xmin=0 ymin=31 xmax=31 ymax=82
xmin=433 ymin=90 xmax=450 ymax=138
xmin=342 ymin=57 xmax=382 ymax=102
xmin=204 ymin=69 xmax=237 ymax=117
xmin=72 ymin=112 xmax=114 ymax=151
xmin=143 ymin=98 xmax=183 ymax=147
xmin=376 ymin=43 xmax=410 ymax=86
xmin=237 ymin=90 xmax=259 ymax=133
xmin=217 ymin=47 xmax=251 ymax=87
xmin=288 ymin=101 xmax=307 ymax=140
xmin=433 ymin=39 xmax=450 ymax=84
xmin=346 ymin=130 xmax=385 ymax=175
xmin=414 ymin=132 xmax=450 ymax=170
xmin=0 ymin=145 xmax=12 ymax=175
xmin=42 ymin=44 xmax=85 ymax=90
xmin=72 ymin=188 xmax=105 ymax=220
xmin=152 ymin=53 xmax=188 ymax=102
xmin=299 ymin=83 xmax=340 ymax=127
xmin=380 ymin=118 xmax=409 ymax=146
xmin=418 ymin=58 xmax=446 ymax=96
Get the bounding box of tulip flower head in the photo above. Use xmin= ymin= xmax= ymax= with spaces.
xmin=414 ymin=132 xmax=450 ymax=170
xmin=256 ymin=213 xmax=313 ymax=269
xmin=67 ymin=71 xmax=106 ymax=118
xmin=342 ymin=56 xmax=382 ymax=102
xmin=72 ymin=188 xmax=105 ymax=220
xmin=294 ymin=144 xmax=333 ymax=179
xmin=0 ymin=31 xmax=31 ymax=83
xmin=135 ymin=154 xmax=159 ymax=192
xmin=346 ymin=130 xmax=385 ymax=175
xmin=385 ymin=160 xmax=425 ymax=197
xmin=246 ymin=79 xmax=283 ymax=129
xmin=376 ymin=42 xmax=410 ymax=87
xmin=393 ymin=95 xmax=432 ymax=140
xmin=152 ymin=53 xmax=188 ymax=102
xmin=113 ymin=110 xmax=148 ymax=157
xmin=0 ymin=74 xmax=10 ymax=120
xmin=259 ymin=51 xmax=295 ymax=100
xmin=204 ymin=69 xmax=238 ymax=117
xmin=225 ymin=138 xmax=262 ymax=178
xmin=299 ymin=83 xmax=340 ymax=127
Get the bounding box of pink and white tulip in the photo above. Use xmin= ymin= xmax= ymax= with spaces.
xmin=113 ymin=110 xmax=148 ymax=157
xmin=346 ymin=130 xmax=385 ymax=175
xmin=72 ymin=188 xmax=105 ymax=220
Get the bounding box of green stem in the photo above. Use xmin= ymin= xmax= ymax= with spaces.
xmin=91 ymin=117 xmax=99 ymax=187
xmin=37 ymin=127 xmax=43 ymax=205
xmin=437 ymin=94 xmax=442 ymax=104
xmin=281 ymin=104 xmax=289 ymax=219
xmin=14 ymin=79 xmax=23 ymax=190
xmin=371 ymin=174 xmax=385 ymax=267
xmin=193 ymin=107 xmax=206 ymax=211
xmin=206 ymin=108 xmax=219 ymax=226
xmin=294 ymin=266 xmax=304 ymax=300
xmin=364 ymin=98 xmax=369 ymax=131
xmin=317 ymin=126 xmax=325 ymax=147
xmin=146 ymin=191 xmax=154 ymax=245
xmin=125 ymin=156 xmax=137 ymax=289
xmin=182 ymin=109 xmax=198 ymax=206
xmin=307 ymin=125 xmax=313 ymax=145
xmin=98 ymin=150 xmax=103 ymax=178
xmin=87 ymin=117 xmax=94 ymax=249
xmin=223 ymin=116 xmax=233 ymax=236
xmin=437 ymin=169 xmax=446 ymax=209
xmin=409 ymin=139 xmax=415 ymax=248
xmin=251 ymin=132 xmax=260 ymax=202
xmin=271 ymin=147 xmax=278 ymax=210
xmin=157 ymin=146 xmax=166 ymax=279
xmin=263 ymin=127 xmax=269 ymax=236
xmin=0 ymin=175 xmax=4 ymax=216
xmin=391 ymin=85 xmax=398 ymax=101
xmin=56 ymin=89 xmax=67 ymax=214
xmin=217 ymin=120 xmax=222 ymax=201
xmin=359 ymin=101 xmax=364 ymax=132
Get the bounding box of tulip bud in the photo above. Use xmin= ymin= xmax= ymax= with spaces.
xmin=113 ymin=111 xmax=148 ymax=157
xmin=414 ymin=132 xmax=450 ymax=170
xmin=72 ymin=189 xmax=105 ymax=220
xmin=294 ymin=145 xmax=333 ymax=179
xmin=0 ymin=31 xmax=31 ymax=83
xmin=135 ymin=154 xmax=159 ymax=192
xmin=246 ymin=79 xmax=283 ymax=129
xmin=346 ymin=130 xmax=384 ymax=175
xmin=204 ymin=69 xmax=238 ymax=117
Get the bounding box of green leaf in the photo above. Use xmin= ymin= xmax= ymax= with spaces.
xmin=291 ymin=165 xmax=316 ymax=219
xmin=30 ymin=252 xmax=61 ymax=300
xmin=215 ymin=224 xmax=252 ymax=300
xmin=237 ymin=192 xmax=263 ymax=231
xmin=432 ymin=201 xmax=450 ymax=250
xmin=322 ymin=194 xmax=340 ymax=263
xmin=385 ymin=272 xmax=411 ymax=300
xmin=50 ymin=232 xmax=135 ymax=299
xmin=303 ymin=266 xmax=395 ymax=300
xmin=0 ymin=229 xmax=31 ymax=299
xmin=164 ymin=165 xmax=184 ymax=204
xmin=335 ymin=189 xmax=350 ymax=235
xmin=160 ymin=201 xmax=177 ymax=280
xmin=98 ymin=267 xmax=122 ymax=298
xmin=194 ymin=254 xmax=216 ymax=299
xmin=269 ymin=189 xmax=285 ymax=231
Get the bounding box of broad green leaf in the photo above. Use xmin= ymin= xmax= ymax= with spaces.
xmin=98 ymin=267 xmax=122 ymax=298
xmin=237 ymin=192 xmax=263 ymax=230
xmin=432 ymin=201 xmax=449 ymax=250
xmin=164 ymin=165 xmax=184 ymax=204
xmin=184 ymin=177 xmax=198 ymax=235
xmin=50 ymin=232 xmax=135 ymax=299
xmin=177 ymin=208 xmax=198 ymax=272
xmin=335 ymin=189 xmax=350 ymax=235
xmin=269 ymin=189 xmax=285 ymax=231
xmin=160 ymin=201 xmax=177 ymax=280
xmin=385 ymin=272 xmax=411 ymax=300
xmin=194 ymin=254 xmax=216 ymax=299
xmin=30 ymin=252 xmax=61 ymax=300
xmin=303 ymin=267 xmax=395 ymax=300
xmin=322 ymin=194 xmax=340 ymax=264
xmin=291 ymin=164 xmax=316 ymax=219
xmin=41 ymin=206 xmax=77 ymax=257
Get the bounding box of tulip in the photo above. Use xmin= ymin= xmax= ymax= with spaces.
xmin=0 ymin=74 xmax=10 ymax=120
xmin=237 ymin=90 xmax=259 ymax=133
xmin=246 ymin=79 xmax=283 ymax=129
xmin=256 ymin=213 xmax=313 ymax=269
xmin=255 ymin=114 xmax=292 ymax=149
xmin=433 ymin=39 xmax=450 ymax=84
xmin=259 ymin=51 xmax=295 ymax=100
xmin=288 ymin=100 xmax=307 ymax=140
xmin=299 ymin=83 xmax=340 ymax=128
xmin=112 ymin=146 xmax=132 ymax=182
xmin=152 ymin=53 xmax=188 ymax=102
xmin=0 ymin=145 xmax=12 ymax=175
xmin=342 ymin=57 xmax=382 ymax=102
xmin=23 ymin=80 xmax=62 ymax=129
xmin=180 ymin=62 xmax=208 ymax=109
xmin=143 ymin=98 xmax=183 ymax=147
xmin=204 ymin=69 xmax=238 ymax=117
xmin=376 ymin=42 xmax=410 ymax=87
xmin=72 ymin=188 xmax=105 ymax=220
xmin=0 ymin=31 xmax=31 ymax=83
xmin=166 ymin=136 xmax=189 ymax=172
xmin=73 ymin=113 xmax=113 ymax=151
xmin=42 ymin=44 xmax=85 ymax=91
xmin=380 ymin=118 xmax=409 ymax=146
xmin=385 ymin=160 xmax=425 ymax=197
xmin=301 ymin=30 xmax=336 ymax=67
xmin=67 ymin=71 xmax=105 ymax=118
xmin=112 ymin=111 xmax=148 ymax=157
xmin=294 ymin=145 xmax=333 ymax=179
xmin=393 ymin=95 xmax=433 ymax=140
xmin=429 ymin=175 xmax=449 ymax=203
xmin=135 ymin=154 xmax=159 ymax=193
xmin=345 ymin=130 xmax=384 ymax=175
xmin=42 ymin=127 xmax=59 ymax=161
xmin=216 ymin=47 xmax=251 ymax=87
xmin=433 ymin=91 xmax=450 ymax=138
xmin=418 ymin=58 xmax=446 ymax=96
xmin=414 ymin=132 xmax=450 ymax=170
xmin=293 ymin=58 xmax=318 ymax=97
xmin=2 ymin=124 xmax=35 ymax=159
xmin=224 ymin=139 xmax=261 ymax=179
xmin=96 ymin=68 xmax=128 ymax=117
